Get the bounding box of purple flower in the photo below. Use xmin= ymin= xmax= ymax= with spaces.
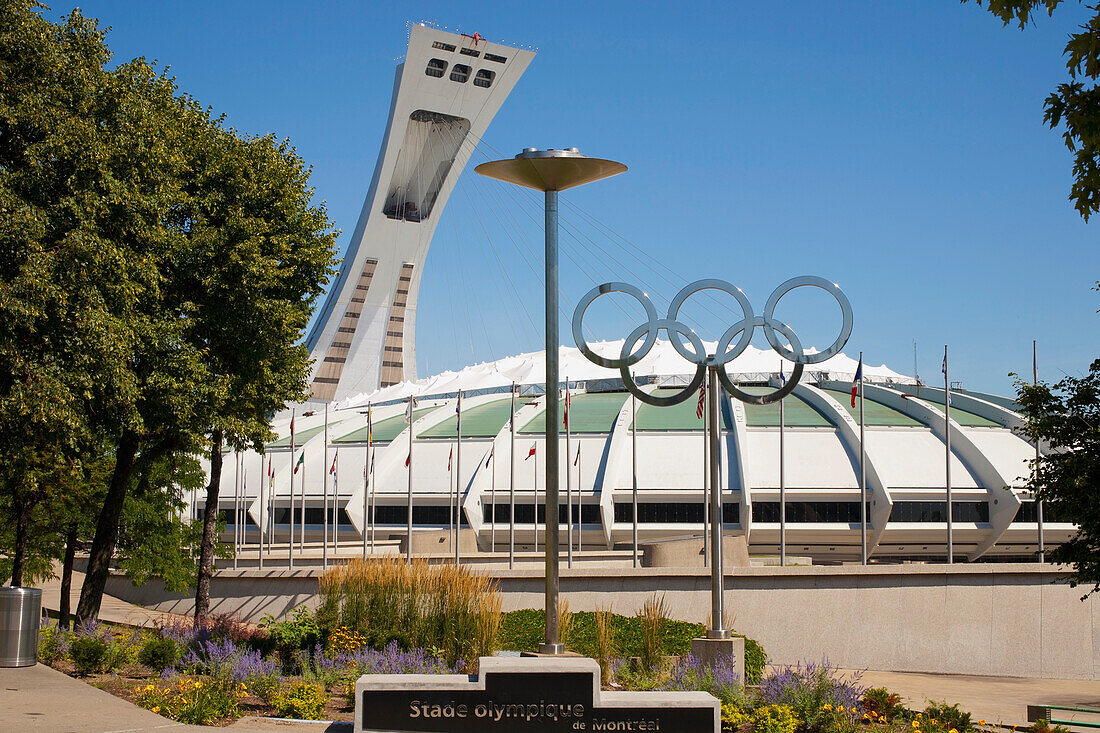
xmin=328 ymin=642 xmax=460 ymax=675
xmin=179 ymin=638 xmax=276 ymax=682
xmin=758 ymin=660 xmax=866 ymax=723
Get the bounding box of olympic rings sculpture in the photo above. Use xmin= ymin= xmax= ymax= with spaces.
xmin=571 ymin=276 xmax=854 ymax=406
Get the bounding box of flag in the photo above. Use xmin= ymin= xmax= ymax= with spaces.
xmin=405 ymin=398 xmax=416 ymax=424
xmin=293 ymin=451 xmax=304 ymax=474
xmin=563 ymin=386 xmax=570 ymax=430
xmin=485 ymin=447 xmax=493 ymax=469
xmin=779 ymin=362 xmax=786 ymax=385
xmin=851 ymin=356 xmax=863 ymax=408
xmin=289 ymin=415 xmax=295 ymax=434
xmin=329 ymin=452 xmax=337 ymax=475
xmin=447 ymin=446 xmax=453 ymax=471
xmin=942 ymin=352 xmax=947 ymax=376
xmin=404 ymin=453 xmax=410 ymax=467
xmin=526 ymin=444 xmax=536 ymax=460
xmin=696 ymin=382 xmax=705 ymax=419
xmin=574 ymin=444 xmax=581 ymax=467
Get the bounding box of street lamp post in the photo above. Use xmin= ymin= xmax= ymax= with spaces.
xmin=476 ymin=148 xmax=626 ymax=655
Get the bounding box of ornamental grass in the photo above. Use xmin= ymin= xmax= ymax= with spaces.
xmin=318 ymin=558 xmax=502 ymax=669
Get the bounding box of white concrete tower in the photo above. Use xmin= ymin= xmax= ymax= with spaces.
xmin=305 ymin=25 xmax=535 ymax=401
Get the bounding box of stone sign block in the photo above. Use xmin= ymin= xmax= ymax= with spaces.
xmin=355 ymin=656 xmax=718 ymax=732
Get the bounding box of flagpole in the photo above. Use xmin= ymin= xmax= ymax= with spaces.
xmin=233 ymin=452 xmax=240 ymax=570
xmin=289 ymin=408 xmax=296 ymax=570
xmin=576 ymin=444 xmax=582 ymax=555
xmin=780 ymin=379 xmax=786 ymax=567
xmin=509 ymin=383 xmax=516 ymax=570
xmin=491 ymin=447 xmax=496 ymax=553
xmin=566 ymin=378 xmax=573 ymax=569
xmin=944 ymin=345 xmax=953 ymax=565
xmin=407 ymin=395 xmax=414 ymax=563
xmin=369 ymin=405 xmax=376 ymax=553
xmin=456 ymin=390 xmax=462 ymax=566
xmin=703 ymin=382 xmax=710 ymax=567
xmin=631 ymin=393 xmax=639 ymax=568
xmin=258 ymin=456 xmax=265 ymax=570
xmin=859 ymin=352 xmax=867 ymax=565
xmin=299 ymin=447 xmax=306 ymax=559
xmin=534 ymin=447 xmax=539 ymax=556
xmin=1034 ymin=340 xmax=1044 ymax=563
xmin=332 ymin=453 xmax=338 ymax=565
xmin=323 ymin=404 xmax=329 ymax=571
xmin=707 ymin=365 xmax=728 ymax=639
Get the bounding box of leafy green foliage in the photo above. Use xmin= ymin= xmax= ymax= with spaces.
xmin=967 ymin=1 xmax=1100 ymax=220
xmin=751 ymin=704 xmax=801 ymax=733
xmin=259 ymin=606 xmax=320 ymax=670
xmin=1013 ymin=319 xmax=1100 ymax=595
xmin=499 ymin=608 xmax=768 ymax=682
xmin=271 ymin=681 xmax=327 ymax=720
xmin=922 ymin=701 xmax=974 ymax=733
xmin=138 ymin=635 xmax=181 ymax=672
xmin=862 ymin=687 xmax=905 ymax=721
xmin=70 ymin=636 xmax=109 ymax=676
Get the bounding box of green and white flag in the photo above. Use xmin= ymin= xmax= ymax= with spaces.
xmin=293 ymin=451 xmax=304 ymax=475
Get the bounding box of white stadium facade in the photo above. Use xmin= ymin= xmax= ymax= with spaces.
xmin=199 ymin=25 xmax=1074 ymax=565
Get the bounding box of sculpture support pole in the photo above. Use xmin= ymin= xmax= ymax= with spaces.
xmin=541 ymin=189 xmax=563 ymax=655
xmin=707 ymin=365 xmax=729 ymax=639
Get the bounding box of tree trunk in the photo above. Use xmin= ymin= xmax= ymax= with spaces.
xmin=9 ymin=494 xmax=27 ymax=587
xmin=77 ymin=428 xmax=140 ymax=623
xmin=59 ymin=523 xmax=78 ymax=630
xmin=195 ymin=430 xmax=223 ymax=623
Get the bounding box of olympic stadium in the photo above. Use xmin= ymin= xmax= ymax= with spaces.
xmin=197 ymin=24 xmax=1074 ymax=566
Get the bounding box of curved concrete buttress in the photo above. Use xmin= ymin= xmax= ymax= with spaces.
xmin=797 ymin=382 xmax=894 ymax=555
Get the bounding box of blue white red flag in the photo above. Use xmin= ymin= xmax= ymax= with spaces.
xmin=851 ymin=356 xmax=863 ymax=408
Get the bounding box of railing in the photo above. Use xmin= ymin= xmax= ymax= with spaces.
xmin=1028 ymin=705 xmax=1100 ymax=730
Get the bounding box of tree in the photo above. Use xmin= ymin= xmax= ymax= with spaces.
xmin=1014 ymin=284 xmax=1100 ymax=595
xmin=182 ymin=124 xmax=337 ymax=622
xmin=967 ymin=1 xmax=1100 ymax=220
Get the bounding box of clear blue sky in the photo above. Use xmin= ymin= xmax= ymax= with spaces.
xmin=50 ymin=1 xmax=1098 ymax=396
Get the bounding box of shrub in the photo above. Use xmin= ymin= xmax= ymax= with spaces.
xmin=752 ymin=704 xmax=801 ymax=733
xmin=178 ymin=638 xmax=278 ymax=681
xmin=923 ymin=701 xmax=973 ymax=733
xmin=271 ymin=681 xmax=327 ymax=720
xmin=663 ymin=654 xmax=746 ymax=707
xmin=318 ymin=558 xmax=503 ymax=668
xmin=260 ymin=607 xmax=320 ymax=672
xmin=594 ymin=606 xmax=616 ymax=686
xmin=723 ymin=703 xmax=751 ymax=731
xmin=637 ymin=594 xmax=668 ymax=670
xmin=38 ymin=625 xmax=69 ymax=664
xmin=133 ymin=675 xmax=247 ymax=725
xmin=1026 ymin=720 xmax=1070 ymax=733
xmin=757 ymin=662 xmax=865 ymax=733
xmin=138 ymin=635 xmax=180 ymax=672
xmin=863 ymin=687 xmax=905 ymax=721
xmin=70 ymin=636 xmax=109 ymax=676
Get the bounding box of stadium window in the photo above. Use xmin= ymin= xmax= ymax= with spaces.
xmin=432 ymin=41 xmax=456 ymax=52
xmin=450 ymin=64 xmax=471 ymax=83
xmin=330 ymin=341 xmax=351 ymax=349
xmin=473 ymin=69 xmax=495 ymax=88
xmin=485 ymin=53 xmax=507 ymax=63
xmin=425 ymin=59 xmax=447 ymax=78
xmin=1014 ymin=501 xmax=1073 ymax=523
xmin=752 ymin=502 xmax=865 ymax=523
xmin=372 ymin=505 xmax=467 ymax=526
xmin=613 ymin=502 xmax=739 ymax=524
xmin=484 ymin=503 xmax=600 ymax=524
xmin=460 ymin=47 xmax=480 ymax=57
xmin=888 ymin=501 xmax=989 ymax=523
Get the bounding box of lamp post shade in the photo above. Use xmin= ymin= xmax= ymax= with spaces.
xmin=475 ymin=148 xmax=627 ymax=191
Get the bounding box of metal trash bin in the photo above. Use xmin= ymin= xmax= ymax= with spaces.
xmin=0 ymin=587 xmax=42 ymax=667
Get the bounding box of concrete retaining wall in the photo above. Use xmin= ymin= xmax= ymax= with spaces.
xmin=104 ymin=563 xmax=1098 ymax=680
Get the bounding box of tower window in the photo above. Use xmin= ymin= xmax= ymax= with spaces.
xmin=473 ymin=69 xmax=495 ymax=88
xmin=485 ymin=53 xmax=507 ymax=63
xmin=425 ymin=59 xmax=447 ymax=78
xmin=460 ymin=47 xmax=480 ymax=57
xmin=450 ymin=64 xmax=471 ymax=83
xmin=432 ymin=41 xmax=456 ymax=52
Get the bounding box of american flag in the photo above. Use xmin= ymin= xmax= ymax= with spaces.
xmin=696 ymin=382 xmax=706 ymax=419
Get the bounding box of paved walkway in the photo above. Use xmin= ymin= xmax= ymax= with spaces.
xmin=39 ymin=568 xmax=189 ymax=628
xmin=853 ymin=669 xmax=1100 ymax=727
xmin=0 ymin=663 xmax=351 ymax=732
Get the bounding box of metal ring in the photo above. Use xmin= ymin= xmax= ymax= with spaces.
xmin=762 ymin=276 xmax=853 ymax=365
xmin=665 ymin=279 xmax=754 ymax=366
xmin=572 ymin=282 xmax=659 ymax=369
xmin=619 ymin=319 xmax=707 ymax=407
xmin=717 ymin=318 xmax=805 ymax=405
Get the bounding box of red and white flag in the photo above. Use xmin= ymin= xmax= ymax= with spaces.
xmin=404 ymin=454 xmax=410 ymax=467
xmin=526 ymin=444 xmax=536 ymax=460
xmin=329 ymin=452 xmax=338 ymax=475
xmin=696 ymin=382 xmax=706 ymax=419
xmin=851 ymin=355 xmax=863 ymax=408
xmin=563 ymin=386 xmax=571 ymax=430
xmin=484 ymin=447 xmax=494 ymax=469
xmin=447 ymin=446 xmax=453 ymax=472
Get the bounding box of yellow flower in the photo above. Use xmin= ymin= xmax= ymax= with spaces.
xmin=823 ymin=704 xmax=833 ymax=711
xmin=194 ymin=681 xmax=202 ymax=689
xmin=916 ymin=714 xmax=923 ymax=719
xmin=152 ymin=706 xmax=160 ymax=714
xmin=979 ymin=722 xmax=987 ymax=727
xmin=913 ymin=722 xmax=921 ymax=728
xmin=932 ymin=720 xmax=938 ymax=725
xmin=950 ymin=728 xmax=959 ymax=733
